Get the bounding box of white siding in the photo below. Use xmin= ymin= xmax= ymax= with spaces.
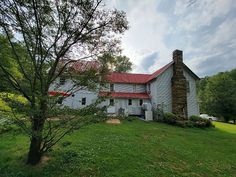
xmin=184 ymin=71 xmax=200 ymax=116
xmin=114 ymin=83 xmax=146 ymax=93
xmin=50 ymin=78 xmax=98 ymax=109
xmin=150 ymin=66 xmax=173 ymax=112
xmin=62 ymin=90 xmax=98 ymax=109
xmin=114 ymin=98 xmax=150 ymax=115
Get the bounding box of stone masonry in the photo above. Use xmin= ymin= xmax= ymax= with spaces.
xmin=171 ymin=50 xmax=188 ymax=119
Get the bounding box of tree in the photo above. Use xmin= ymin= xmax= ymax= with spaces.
xmin=98 ymin=53 xmax=132 ymax=73
xmin=0 ymin=0 xmax=128 ymax=165
xmin=198 ymin=72 xmax=236 ymax=123
xmin=0 ymin=35 xmax=23 ymax=92
xmin=114 ymin=55 xmax=132 ymax=72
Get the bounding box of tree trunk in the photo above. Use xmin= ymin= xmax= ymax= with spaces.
xmin=27 ymin=99 xmax=47 ymax=165
xmin=27 ymin=135 xmax=42 ymax=165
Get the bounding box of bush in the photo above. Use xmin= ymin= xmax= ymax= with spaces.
xmin=163 ymin=112 xmax=177 ymax=124
xmin=175 ymin=121 xmax=194 ymax=128
xmin=159 ymin=113 xmax=213 ymax=128
xmin=190 ymin=115 xmax=213 ymax=128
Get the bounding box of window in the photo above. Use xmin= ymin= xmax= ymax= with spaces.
xmin=110 ymin=83 xmax=114 ymax=92
xmin=59 ymin=76 xmax=66 ymax=85
xmin=57 ymin=97 xmax=63 ymax=104
xmin=82 ymin=97 xmax=86 ymax=105
xmin=148 ymin=83 xmax=151 ymax=92
xmin=128 ymin=99 xmax=132 ymax=105
xmin=186 ymin=81 xmax=190 ymax=93
xmin=110 ymin=99 xmax=114 ymax=106
xmin=139 ymin=99 xmax=143 ymax=106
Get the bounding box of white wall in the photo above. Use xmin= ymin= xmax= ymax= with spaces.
xmin=104 ymin=98 xmax=150 ymax=115
xmin=101 ymin=83 xmax=146 ymax=93
xmin=183 ymin=71 xmax=200 ymax=116
xmin=50 ymin=78 xmax=99 ymax=109
xmin=63 ymin=90 xmax=98 ymax=109
xmin=150 ymin=66 xmax=173 ymax=113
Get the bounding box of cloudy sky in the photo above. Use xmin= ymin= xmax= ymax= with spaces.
xmin=106 ymin=0 xmax=236 ymax=77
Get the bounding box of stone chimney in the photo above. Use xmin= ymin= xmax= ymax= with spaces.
xmin=171 ymin=50 xmax=188 ymax=119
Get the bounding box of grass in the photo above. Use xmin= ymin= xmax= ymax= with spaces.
xmin=0 ymin=119 xmax=236 ymax=177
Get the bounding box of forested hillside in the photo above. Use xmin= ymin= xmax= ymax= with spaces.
xmin=197 ymin=69 xmax=236 ymax=123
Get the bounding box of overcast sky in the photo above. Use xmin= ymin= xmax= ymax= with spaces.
xmin=106 ymin=0 xmax=236 ymax=77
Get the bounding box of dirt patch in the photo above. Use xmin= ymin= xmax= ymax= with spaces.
xmin=106 ymin=119 xmax=121 ymax=124
xmin=40 ymin=155 xmax=51 ymax=165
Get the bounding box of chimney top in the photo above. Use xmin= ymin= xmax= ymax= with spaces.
xmin=173 ymin=49 xmax=183 ymax=63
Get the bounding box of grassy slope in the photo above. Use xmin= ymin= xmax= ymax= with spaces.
xmin=0 ymin=120 xmax=236 ymax=177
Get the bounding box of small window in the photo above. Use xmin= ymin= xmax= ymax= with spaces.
xmin=110 ymin=83 xmax=114 ymax=92
xmin=110 ymin=99 xmax=114 ymax=106
xmin=128 ymin=99 xmax=132 ymax=105
xmin=186 ymin=81 xmax=190 ymax=93
xmin=148 ymin=83 xmax=151 ymax=92
xmin=57 ymin=97 xmax=63 ymax=104
xmin=139 ymin=99 xmax=143 ymax=106
xmin=82 ymin=97 xmax=86 ymax=105
xmin=59 ymin=76 xmax=66 ymax=85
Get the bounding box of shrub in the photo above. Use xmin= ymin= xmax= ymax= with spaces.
xmin=163 ymin=112 xmax=177 ymax=124
xmin=176 ymin=120 xmax=194 ymax=128
xmin=190 ymin=115 xmax=213 ymax=128
xmin=159 ymin=113 xmax=213 ymax=128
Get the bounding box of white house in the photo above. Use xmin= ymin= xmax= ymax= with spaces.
xmin=49 ymin=50 xmax=200 ymax=118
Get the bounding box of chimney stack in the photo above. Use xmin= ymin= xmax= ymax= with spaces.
xmin=173 ymin=50 xmax=183 ymax=63
xmin=171 ymin=49 xmax=188 ymax=119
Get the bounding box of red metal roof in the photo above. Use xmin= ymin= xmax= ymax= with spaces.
xmin=106 ymin=62 xmax=173 ymax=84
xmin=106 ymin=72 xmax=151 ymax=84
xmin=48 ymin=91 xmax=71 ymax=97
xmin=99 ymin=92 xmax=150 ymax=99
xmin=147 ymin=62 xmax=173 ymax=82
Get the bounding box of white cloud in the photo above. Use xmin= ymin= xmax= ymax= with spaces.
xmin=106 ymin=0 xmax=236 ymax=76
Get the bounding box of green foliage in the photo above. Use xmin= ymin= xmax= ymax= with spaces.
xmin=197 ymin=70 xmax=236 ymax=122
xmin=114 ymin=55 xmax=132 ymax=73
xmin=98 ymin=53 xmax=133 ymax=73
xmin=189 ymin=115 xmax=213 ymax=128
xmin=163 ymin=112 xmax=177 ymax=124
xmin=162 ymin=113 xmax=213 ymax=128
xmin=0 ymin=120 xmax=236 ymax=176
xmin=0 ymin=92 xmax=28 ymax=113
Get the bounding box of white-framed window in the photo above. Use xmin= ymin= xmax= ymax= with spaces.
xmin=110 ymin=83 xmax=114 ymax=92
xmin=57 ymin=97 xmax=63 ymax=104
xmin=139 ymin=99 xmax=143 ymax=106
xmin=82 ymin=97 xmax=86 ymax=105
xmin=128 ymin=99 xmax=132 ymax=105
xmin=59 ymin=76 xmax=66 ymax=85
xmin=110 ymin=99 xmax=114 ymax=106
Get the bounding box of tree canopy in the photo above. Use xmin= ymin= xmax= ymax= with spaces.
xmin=0 ymin=0 xmax=128 ymax=165
xmin=197 ymin=69 xmax=236 ymax=123
xmin=98 ymin=53 xmax=132 ymax=73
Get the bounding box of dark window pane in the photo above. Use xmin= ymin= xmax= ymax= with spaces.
xmin=82 ymin=97 xmax=86 ymax=105
xmin=128 ymin=99 xmax=132 ymax=105
xmin=60 ymin=77 xmax=66 ymax=85
xmin=139 ymin=99 xmax=143 ymax=106
xmin=110 ymin=84 xmax=114 ymax=92
xmin=110 ymin=99 xmax=114 ymax=106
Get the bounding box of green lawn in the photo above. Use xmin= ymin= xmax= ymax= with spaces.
xmin=0 ymin=120 xmax=236 ymax=177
